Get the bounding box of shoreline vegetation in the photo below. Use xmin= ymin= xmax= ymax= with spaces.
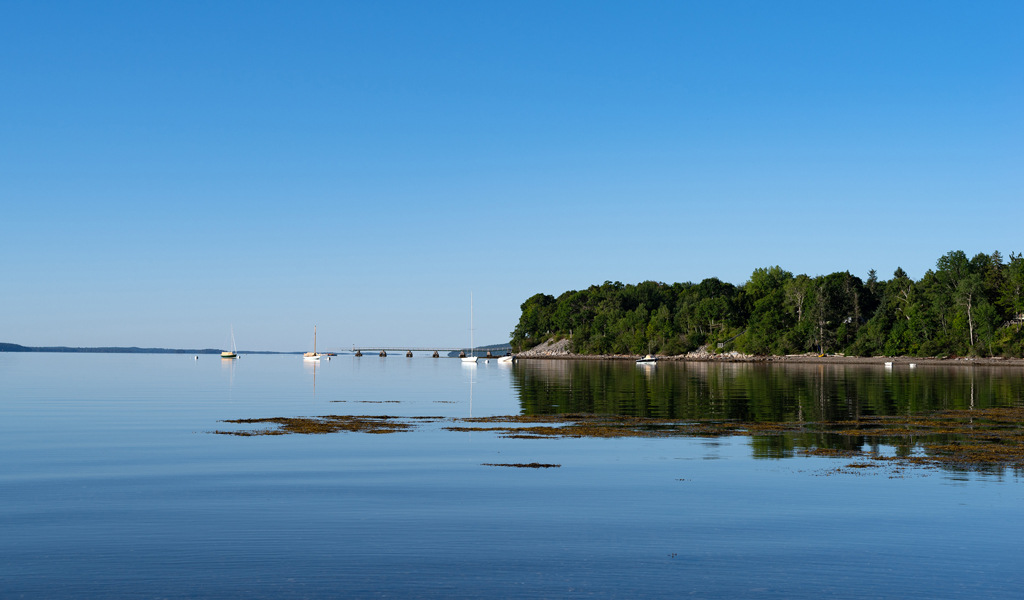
xmin=510 ymin=250 xmax=1024 ymax=360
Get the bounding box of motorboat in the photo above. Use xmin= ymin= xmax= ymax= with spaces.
xmin=636 ymin=354 xmax=658 ymax=365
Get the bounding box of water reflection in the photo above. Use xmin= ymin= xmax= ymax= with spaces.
xmin=462 ymin=361 xmax=476 ymax=417
xmin=512 ymin=361 xmax=1024 ymax=470
xmin=303 ymin=357 xmax=319 ymax=396
xmin=220 ymin=354 xmax=237 ymax=390
xmin=511 ymin=360 xmax=1024 ymax=421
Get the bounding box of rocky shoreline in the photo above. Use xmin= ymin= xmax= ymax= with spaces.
xmin=514 ymin=338 xmax=1024 ymax=366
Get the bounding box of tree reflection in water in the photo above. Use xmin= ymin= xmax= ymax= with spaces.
xmin=512 ymin=360 xmax=1022 ymax=419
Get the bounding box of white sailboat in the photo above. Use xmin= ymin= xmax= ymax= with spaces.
xmin=303 ymin=326 xmax=321 ymax=361
xmin=221 ymin=326 xmax=238 ymax=359
xmin=461 ymin=293 xmax=478 ymax=363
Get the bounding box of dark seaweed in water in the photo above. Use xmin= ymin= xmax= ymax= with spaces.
xmin=446 ymin=408 xmax=1024 ymax=472
xmin=482 ymin=463 xmax=560 ymax=468
xmin=214 ymin=415 xmax=442 ymax=436
xmin=213 ymin=406 xmax=1024 ymax=473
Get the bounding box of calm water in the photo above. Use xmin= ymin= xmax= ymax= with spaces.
xmin=514 ymin=359 xmax=1024 ymax=419
xmin=3 ymin=353 xmax=1024 ymax=598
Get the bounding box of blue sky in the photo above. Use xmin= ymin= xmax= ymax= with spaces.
xmin=2 ymin=1 xmax=1021 ymax=350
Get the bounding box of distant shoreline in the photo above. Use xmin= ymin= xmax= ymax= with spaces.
xmin=0 ymin=343 xmax=304 ymax=355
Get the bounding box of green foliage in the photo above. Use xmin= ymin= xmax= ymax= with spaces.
xmin=509 ymin=250 xmax=1024 ymax=358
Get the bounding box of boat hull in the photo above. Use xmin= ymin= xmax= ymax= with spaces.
xmin=461 ymin=357 xmax=478 ymax=363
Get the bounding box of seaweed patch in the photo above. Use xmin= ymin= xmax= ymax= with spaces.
xmin=482 ymin=463 xmax=560 ymax=468
xmin=445 ymin=408 xmax=1024 ymax=472
xmin=212 ymin=407 xmax=1024 ymax=473
xmin=214 ymin=415 xmax=415 ymax=436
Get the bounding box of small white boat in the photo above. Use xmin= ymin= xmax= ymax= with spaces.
xmin=221 ymin=326 xmax=238 ymax=359
xmin=497 ymin=355 xmax=514 ymax=364
xmin=461 ymin=293 xmax=478 ymax=363
xmin=303 ymin=326 xmax=321 ymax=361
xmin=636 ymin=354 xmax=658 ymax=365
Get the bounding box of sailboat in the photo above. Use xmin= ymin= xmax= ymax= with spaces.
xmin=303 ymin=326 xmax=321 ymax=361
xmin=461 ymin=293 xmax=478 ymax=363
xmin=221 ymin=326 xmax=238 ymax=359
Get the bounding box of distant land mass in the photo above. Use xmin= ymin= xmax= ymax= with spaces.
xmin=0 ymin=343 xmax=303 ymax=355
xmin=446 ymin=343 xmax=513 ymax=358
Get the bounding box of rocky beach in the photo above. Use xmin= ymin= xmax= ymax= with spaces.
xmin=515 ymin=338 xmax=1024 ymax=366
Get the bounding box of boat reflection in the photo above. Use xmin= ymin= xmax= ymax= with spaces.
xmin=303 ymin=356 xmax=319 ymax=395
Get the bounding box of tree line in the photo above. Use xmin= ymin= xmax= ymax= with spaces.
xmin=510 ymin=250 xmax=1024 ymax=358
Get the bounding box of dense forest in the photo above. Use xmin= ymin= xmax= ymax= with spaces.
xmin=510 ymin=250 xmax=1024 ymax=358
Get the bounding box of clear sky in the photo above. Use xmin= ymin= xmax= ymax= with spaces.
xmin=2 ymin=1 xmax=1021 ymax=351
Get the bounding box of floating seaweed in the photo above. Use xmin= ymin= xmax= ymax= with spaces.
xmin=212 ymin=407 xmax=1024 ymax=473
xmin=444 ymin=408 xmax=1024 ymax=472
xmin=215 ymin=415 xmax=420 ymax=436
xmin=482 ymin=463 xmax=560 ymax=468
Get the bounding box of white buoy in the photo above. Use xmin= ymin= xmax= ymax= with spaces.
xmin=194 ymin=356 xmax=198 ymax=360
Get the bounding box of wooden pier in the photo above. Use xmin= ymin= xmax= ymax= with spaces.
xmin=346 ymin=346 xmax=512 ymax=358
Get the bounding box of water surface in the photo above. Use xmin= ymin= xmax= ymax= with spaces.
xmin=2 ymin=354 xmax=1023 ymax=598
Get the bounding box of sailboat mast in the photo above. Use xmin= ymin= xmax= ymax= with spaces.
xmin=470 ymin=292 xmax=474 ymax=356
xmin=314 ymin=326 xmax=317 ymax=354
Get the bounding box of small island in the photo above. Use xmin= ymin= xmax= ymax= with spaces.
xmin=510 ymin=249 xmax=1024 ymax=361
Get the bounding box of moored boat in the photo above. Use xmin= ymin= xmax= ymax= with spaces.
xmin=303 ymin=326 xmax=321 ymax=361
xmin=222 ymin=326 xmax=238 ymax=359
xmin=636 ymin=354 xmax=658 ymax=365
xmin=461 ymin=293 xmax=478 ymax=363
